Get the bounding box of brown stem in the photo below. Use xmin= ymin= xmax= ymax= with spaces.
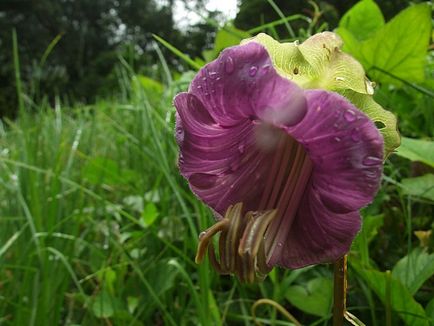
xmin=333 ymin=255 xmax=347 ymax=326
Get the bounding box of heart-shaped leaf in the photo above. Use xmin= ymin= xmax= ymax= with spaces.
xmin=285 ymin=277 xmax=333 ymax=317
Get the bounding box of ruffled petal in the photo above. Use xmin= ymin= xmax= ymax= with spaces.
xmin=267 ymin=90 xmax=383 ymax=268
xmin=188 ymin=42 xmax=307 ymax=127
xmin=174 ymin=43 xmax=308 ymax=215
xmin=277 ymin=185 xmax=361 ymax=269
xmin=289 ymin=90 xmax=384 ymax=213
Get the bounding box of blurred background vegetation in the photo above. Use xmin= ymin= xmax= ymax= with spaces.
xmin=0 ymin=0 xmax=415 ymax=117
xmin=0 ymin=0 xmax=433 ymax=325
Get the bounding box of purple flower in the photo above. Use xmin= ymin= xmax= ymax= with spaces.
xmin=174 ymin=41 xmax=383 ymax=282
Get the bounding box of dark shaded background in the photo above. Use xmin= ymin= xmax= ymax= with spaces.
xmin=0 ymin=0 xmax=412 ymax=117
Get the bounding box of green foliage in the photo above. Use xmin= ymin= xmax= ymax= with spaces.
xmin=401 ymin=174 xmax=434 ymax=202
xmin=202 ymin=24 xmax=251 ymax=61
xmin=1 ymin=1 xmax=433 ymax=325
xmin=285 ymin=277 xmax=333 ymax=317
xmin=336 ymin=2 xmax=432 ymax=85
xmin=339 ymin=0 xmax=385 ymax=41
xmin=352 ymin=261 xmax=430 ymax=326
xmin=396 ymin=137 xmax=434 ymax=168
xmin=392 ymin=248 xmax=434 ymax=295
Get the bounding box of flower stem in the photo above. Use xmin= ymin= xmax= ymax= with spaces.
xmin=333 ymin=255 xmax=347 ymax=326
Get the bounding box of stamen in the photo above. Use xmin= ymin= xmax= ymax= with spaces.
xmin=195 ymin=203 xmax=277 ymax=283
xmin=266 ymin=142 xmax=313 ymax=265
xmin=195 ymin=218 xmax=230 ymax=263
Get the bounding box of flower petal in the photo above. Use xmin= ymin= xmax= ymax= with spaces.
xmin=289 ymin=90 xmax=384 ymax=213
xmin=277 ymin=185 xmax=361 ymax=269
xmin=188 ymin=42 xmax=307 ymax=127
xmin=267 ymin=90 xmax=383 ymax=268
xmin=174 ymin=43 xmax=308 ymax=215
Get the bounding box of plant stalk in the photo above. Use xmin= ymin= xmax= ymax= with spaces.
xmin=333 ymin=255 xmax=348 ymax=326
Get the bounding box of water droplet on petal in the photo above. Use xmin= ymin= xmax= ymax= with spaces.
xmin=224 ymin=56 xmax=235 ymax=74
xmin=351 ymin=128 xmax=361 ymax=142
xmin=176 ymin=127 xmax=184 ymax=145
xmin=249 ymin=65 xmax=258 ymax=77
xmin=363 ymin=156 xmax=382 ymax=166
xmin=333 ymin=136 xmax=341 ymax=143
xmin=277 ymin=242 xmax=283 ymax=247
xmin=202 ymin=76 xmax=207 ymax=81
xmin=209 ymin=71 xmax=218 ymax=79
xmin=335 ymin=76 xmax=345 ymax=82
xmin=344 ymin=110 xmax=356 ymax=122
xmin=238 ymin=142 xmax=245 ymax=154
xmin=262 ymin=64 xmax=271 ymax=74
xmin=229 ymin=160 xmax=240 ymax=172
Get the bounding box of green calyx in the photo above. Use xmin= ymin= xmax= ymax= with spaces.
xmin=241 ymin=32 xmax=400 ymax=157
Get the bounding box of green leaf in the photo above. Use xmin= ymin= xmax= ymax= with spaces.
xmin=401 ymin=174 xmax=434 ymax=201
xmin=127 ymin=296 xmax=139 ymax=314
xmin=338 ymin=3 xmax=432 ymax=85
xmin=203 ymin=25 xmax=251 ymax=61
xmin=426 ymin=298 xmax=434 ymax=322
xmin=285 ymin=277 xmax=333 ymax=317
xmin=395 ymin=137 xmax=434 ymax=168
xmin=92 ymin=290 xmax=116 ymax=318
xmin=137 ymin=75 xmax=163 ymax=94
xmin=352 ymin=214 xmax=384 ymax=266
xmin=392 ymin=248 xmax=434 ymax=295
xmin=97 ymin=267 xmax=117 ymax=294
xmin=351 ymin=261 xmax=429 ymax=326
xmin=83 ymin=157 xmax=138 ymax=186
xmin=339 ymin=0 xmax=385 ymax=41
xmin=364 ymin=3 xmax=431 ymax=84
xmin=244 ymin=32 xmax=400 ymax=157
xmin=141 ymin=202 xmax=159 ymax=227
xmin=213 ymin=25 xmax=251 ymax=56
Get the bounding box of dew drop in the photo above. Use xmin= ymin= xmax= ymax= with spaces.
xmin=249 ymin=65 xmax=258 ymax=77
xmin=344 ymin=110 xmax=356 ymax=122
xmin=335 ymin=76 xmax=345 ymax=82
xmin=277 ymin=242 xmax=283 ymax=247
xmin=209 ymin=71 xmax=218 ymax=79
xmin=202 ymin=76 xmax=207 ymax=81
xmin=176 ymin=127 xmax=185 ymax=144
xmin=363 ymin=156 xmax=382 ymax=166
xmin=199 ymin=231 xmax=207 ymax=239
xmin=229 ymin=160 xmax=241 ymax=172
xmin=238 ymin=142 xmax=245 ymax=154
xmin=262 ymin=64 xmax=271 ymax=74
xmin=225 ymin=56 xmax=235 ymax=74
xmin=365 ymin=170 xmax=378 ymax=179
xmin=351 ymin=128 xmax=361 ymax=142
xmin=333 ymin=136 xmax=341 ymax=143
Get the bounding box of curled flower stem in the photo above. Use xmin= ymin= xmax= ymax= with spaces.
xmin=251 ymin=298 xmax=301 ymax=326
